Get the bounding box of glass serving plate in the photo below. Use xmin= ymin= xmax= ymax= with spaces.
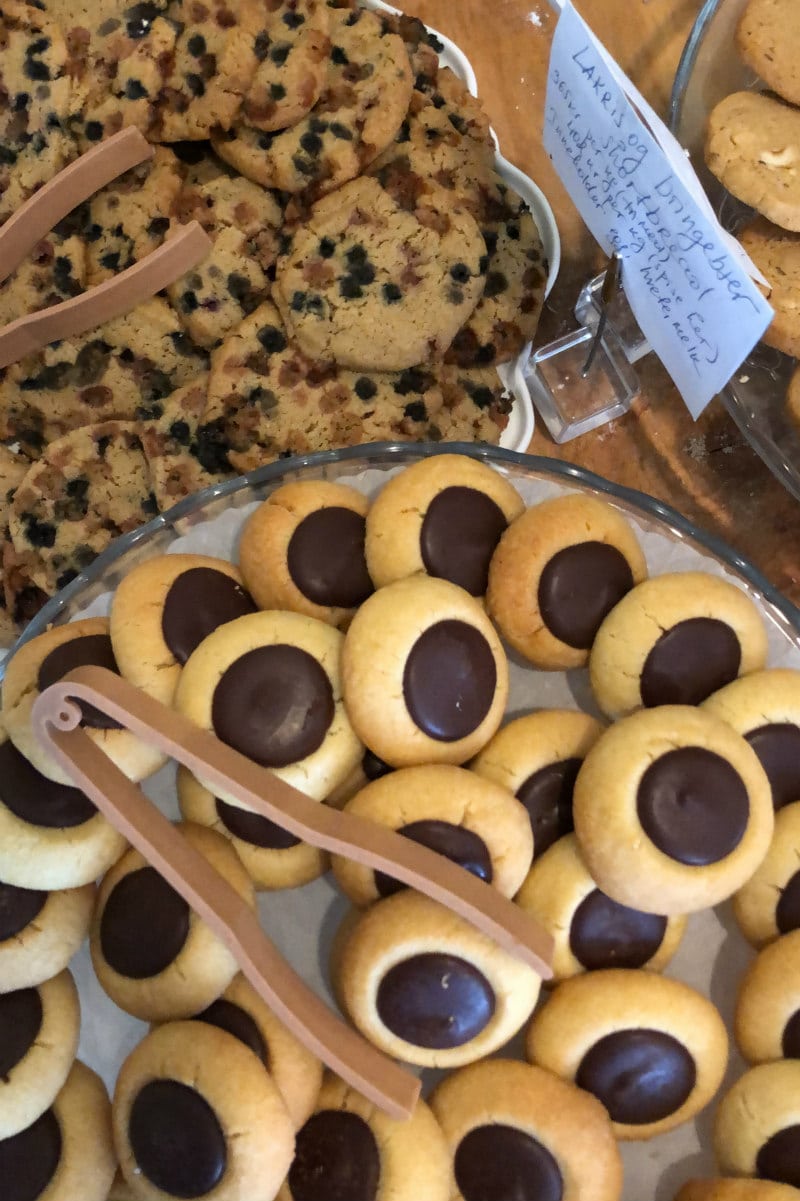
xmin=669 ymin=0 xmax=800 ymax=504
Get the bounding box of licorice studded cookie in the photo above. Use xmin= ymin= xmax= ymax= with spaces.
xmin=676 ymin=1181 xmax=800 ymax=1201
xmin=734 ymin=801 xmax=800 ymax=947
xmin=0 ymin=879 xmax=94 ymax=993
xmin=240 ymin=0 xmax=330 ymax=132
xmin=734 ymin=929 xmax=800 ymax=1064
xmin=714 ymin=1060 xmax=800 ymax=1189
xmin=526 ymin=969 xmax=729 ymax=1141
xmin=486 ymin=493 xmax=647 ymax=671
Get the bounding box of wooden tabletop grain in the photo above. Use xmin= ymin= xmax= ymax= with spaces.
xmin=404 ymin=0 xmax=800 ymax=610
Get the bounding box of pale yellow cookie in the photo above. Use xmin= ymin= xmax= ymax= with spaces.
xmin=733 ymin=800 xmax=800 ymax=947
xmin=714 ymin=1060 xmax=800 ymax=1185
xmin=735 ymin=929 xmax=800 ymax=1063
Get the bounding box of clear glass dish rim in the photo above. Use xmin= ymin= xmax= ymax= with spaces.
xmin=7 ymin=440 xmax=799 ymax=677
xmin=667 ymin=0 xmax=724 ymax=134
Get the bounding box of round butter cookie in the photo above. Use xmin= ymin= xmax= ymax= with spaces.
xmin=737 ymin=0 xmax=800 ymax=108
xmin=734 ymin=801 xmax=800 ymax=947
xmin=0 ymin=880 xmax=94 ymax=992
xmin=788 ymin=365 xmax=800 ymax=434
xmin=735 ymin=929 xmax=800 ymax=1063
xmin=714 ymin=1060 xmax=800 ymax=1188
xmin=486 ymin=493 xmax=647 ymax=671
xmin=738 ymin=218 xmax=800 ymax=358
xmin=676 ymin=1181 xmax=800 ymax=1201
xmin=526 ymin=969 xmax=728 ymax=1140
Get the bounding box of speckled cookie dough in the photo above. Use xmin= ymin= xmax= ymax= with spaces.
xmin=735 ymin=929 xmax=800 ymax=1064
xmin=470 ymin=710 xmax=605 ymax=859
xmin=240 ymin=0 xmax=330 ymax=131
xmin=572 ymin=706 xmax=774 ymax=915
xmin=113 ymin=1020 xmax=294 ymax=1201
xmin=734 ymin=801 xmax=800 ymax=947
xmin=429 ymin=1058 xmax=623 ymax=1201
xmin=714 ymin=1060 xmax=800 ymax=1188
xmin=333 ymin=889 xmax=542 ymax=1068
xmin=91 ymin=823 xmax=256 ymax=1022
xmin=238 ymin=480 xmax=373 ymax=627
xmin=526 ymin=969 xmax=729 ymax=1141
xmin=0 ymin=880 xmax=94 ymax=993
xmin=330 ymin=763 xmax=533 ymax=906
xmin=341 ymin=575 xmax=508 ymax=768
xmin=515 ymin=834 xmax=686 ymax=983
xmin=486 ymin=493 xmax=647 ymax=671
xmin=363 ymin=452 xmax=523 ymax=595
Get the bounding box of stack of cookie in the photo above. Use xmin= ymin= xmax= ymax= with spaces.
xmin=0 ymin=0 xmax=549 ymax=645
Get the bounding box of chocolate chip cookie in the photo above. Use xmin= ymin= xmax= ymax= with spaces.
xmin=240 ymin=0 xmax=330 ymax=132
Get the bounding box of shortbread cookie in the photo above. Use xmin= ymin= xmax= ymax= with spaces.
xmin=516 ymin=834 xmax=686 ymax=983
xmin=526 ymin=969 xmax=729 ymax=1140
xmin=429 ymin=1058 xmax=622 ymax=1201
xmin=734 ymin=801 xmax=800 ymax=946
xmin=737 ymin=0 xmax=800 ymax=106
xmin=333 ymin=889 xmax=542 ymax=1068
xmin=241 ymin=0 xmax=330 ymax=131
xmin=738 ymin=218 xmax=800 ymax=358
xmin=470 ymin=710 xmax=605 ymax=858
xmin=0 ymin=880 xmax=94 ymax=993
xmin=714 ymin=1060 xmax=800 ymax=1187
xmin=341 ymin=575 xmax=508 ymax=768
xmin=486 ymin=493 xmax=647 ymax=671
xmin=676 ymin=1181 xmax=800 ymax=1201
xmin=572 ymin=705 xmax=774 ymax=914
xmin=589 ymin=572 xmax=769 ymax=719
xmin=735 ymin=929 xmax=800 ymax=1063
xmin=91 ymin=823 xmax=256 ymax=1022
xmin=113 ymin=1021 xmax=294 ymax=1201
xmin=330 ymin=764 xmax=533 ymax=906
xmin=364 ymin=453 xmax=523 ymax=595
xmin=706 ymin=92 xmax=800 ymax=233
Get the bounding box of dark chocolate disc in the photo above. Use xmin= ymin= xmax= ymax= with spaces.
xmin=215 ymin=796 xmax=300 ymax=850
xmin=212 ymin=645 xmax=334 ymax=768
xmin=0 ymin=881 xmax=46 ymax=942
xmin=374 ymin=819 xmax=493 ymax=897
xmin=0 ymin=988 xmax=43 ymax=1079
xmin=745 ymin=723 xmax=800 ymax=811
xmin=420 ymin=486 xmax=507 ymax=596
xmin=376 ymin=952 xmax=496 ymax=1048
xmin=778 ymin=871 xmax=800 ymax=935
xmin=575 ymin=1028 xmax=696 ymax=1125
xmin=362 ymin=748 xmax=394 ymax=781
xmin=289 ymin=1110 xmax=381 ymax=1201
xmin=537 ymin=542 xmax=634 ymax=650
xmin=570 ymin=889 xmax=668 ymax=970
xmin=455 ymin=1123 xmax=564 ymax=1201
xmin=0 ymin=739 xmax=97 ymax=828
xmin=516 ymin=758 xmax=581 ymax=857
xmin=287 ymin=508 xmax=373 ymax=608
xmin=37 ymin=633 xmax=123 ymax=729
xmin=194 ymin=999 xmax=268 ymax=1066
xmin=161 ymin=567 xmax=256 ymax=665
xmin=757 ymin=1124 xmax=800 ymax=1189
xmin=100 ymin=866 xmax=190 ymax=979
xmin=782 ymin=1010 xmax=800 ymax=1059
xmin=640 ymin=618 xmax=741 ymax=707
xmin=403 ymin=620 xmax=496 ymax=742
xmin=129 ymin=1079 xmax=227 ymax=1198
xmin=636 ymin=746 xmax=750 ymax=866
xmin=0 ymin=1107 xmax=62 ymax=1201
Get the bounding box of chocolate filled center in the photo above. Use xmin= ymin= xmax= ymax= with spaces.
xmin=212 ymin=644 xmax=334 ymax=768
xmin=0 ymin=881 xmax=46 ymax=942
xmin=214 ymin=796 xmax=300 ymax=849
xmin=757 ymin=1124 xmax=800 ymax=1189
xmin=37 ymin=633 xmax=123 ymax=729
xmin=537 ymin=541 xmax=634 ymax=649
xmin=745 ymin=723 xmax=800 ymax=811
xmin=516 ymin=758 xmax=581 ymax=857
xmin=161 ymin=567 xmax=256 ymax=665
xmin=0 ymin=739 xmax=96 ymax=828
xmin=374 ymin=819 xmax=493 ymax=897
xmin=782 ymin=1010 xmax=800 ymax=1059
xmin=636 ymin=746 xmax=750 ymax=866
xmin=777 ymin=871 xmax=800 ymax=935
xmin=0 ymin=988 xmax=43 ymax=1079
xmin=576 ymin=1028 xmax=696 ymax=1124
xmin=403 ymin=620 xmax=496 ymax=741
xmin=289 ymin=1110 xmax=380 ymax=1201
xmin=100 ymin=866 xmax=190 ymax=978
xmin=362 ymin=748 xmax=394 ymax=781
xmin=420 ymin=486 xmax=507 ymax=596
xmin=287 ymin=507 xmax=373 ymax=608
xmin=455 ymin=1123 xmax=564 ymax=1201
xmin=570 ymin=889 xmax=668 ymax=970
xmin=640 ymin=617 xmax=741 ymax=707
xmin=376 ymin=952 xmax=495 ymax=1048
xmin=0 ymin=1108 xmax=62 ymax=1201
xmin=129 ymin=1079 xmax=227 ymax=1198
xmin=194 ymin=999 xmax=268 ymax=1066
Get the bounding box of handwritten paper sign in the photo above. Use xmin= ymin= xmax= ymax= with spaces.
xmin=543 ymin=2 xmax=773 ymax=417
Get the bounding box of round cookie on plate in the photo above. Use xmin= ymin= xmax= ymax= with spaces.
xmin=733 ymin=801 xmax=800 ymax=947
xmin=332 ymin=889 xmax=541 ymax=1069
xmin=526 ymin=969 xmax=729 ymax=1140
xmin=91 ymin=823 xmax=255 ymax=1022
xmin=470 ymin=710 xmax=605 ymax=859
xmin=277 ymin=1072 xmax=451 ymax=1201
xmin=0 ymin=879 xmax=94 ymax=993
xmin=363 ymin=453 xmax=524 ymax=596
xmin=429 ymin=1058 xmax=622 ymax=1201
xmin=486 ymin=493 xmax=647 ymax=670
xmin=714 ymin=1060 xmax=800 ymax=1189
xmin=239 ymin=0 xmax=330 ymax=132
xmin=675 ymin=1181 xmax=800 ymax=1201
xmin=734 ymin=929 xmax=800 ymax=1064
xmin=515 ymin=834 xmax=686 ymax=983
xmin=341 ymin=575 xmax=508 ymax=768
xmin=238 ymin=480 xmax=374 ymax=628
xmin=113 ymin=1020 xmax=294 ymax=1201
xmin=736 ymin=0 xmax=800 ymax=105
xmin=330 ymin=764 xmax=533 ymax=906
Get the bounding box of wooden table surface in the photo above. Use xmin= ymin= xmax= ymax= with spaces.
xmin=402 ymin=0 xmax=800 ymax=611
